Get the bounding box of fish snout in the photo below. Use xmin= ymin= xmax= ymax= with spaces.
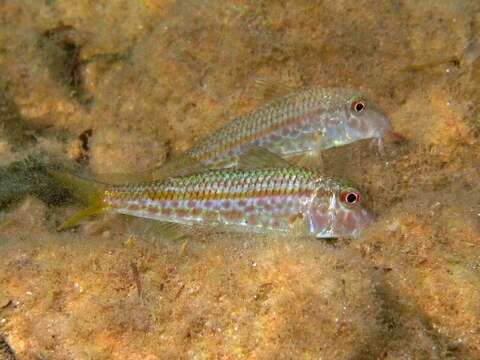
xmin=370 ymin=109 xmax=392 ymax=138
xmin=348 ymin=207 xmax=375 ymax=239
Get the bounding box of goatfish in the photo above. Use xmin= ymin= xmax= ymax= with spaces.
xmin=143 ymin=86 xmax=393 ymax=181
xmin=56 ymin=166 xmax=374 ymax=239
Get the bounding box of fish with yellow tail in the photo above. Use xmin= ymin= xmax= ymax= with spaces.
xmin=54 ymin=166 xmax=374 ymax=239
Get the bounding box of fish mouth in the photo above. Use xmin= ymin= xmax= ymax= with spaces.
xmin=364 ymin=104 xmax=391 ymax=136
xmin=372 ymin=115 xmax=392 ymax=138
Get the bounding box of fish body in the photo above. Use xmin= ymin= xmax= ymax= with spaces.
xmin=181 ymin=87 xmax=390 ymax=169
xmin=103 ymin=167 xmax=373 ymax=238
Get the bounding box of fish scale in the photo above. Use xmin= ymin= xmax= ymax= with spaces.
xmin=187 ymin=89 xmax=322 ymax=163
xmin=109 ymin=168 xmax=318 ymax=202
xmin=117 ymin=86 xmax=392 ymax=184
xmin=176 ymin=87 xmax=390 ymax=170
xmin=55 ymin=165 xmax=374 ymax=238
xmin=103 ymin=167 xmax=361 ymax=236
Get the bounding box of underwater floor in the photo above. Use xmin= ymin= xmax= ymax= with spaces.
xmin=1 ymin=0 xmax=480 ymax=358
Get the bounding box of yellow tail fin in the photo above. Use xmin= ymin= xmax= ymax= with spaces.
xmin=50 ymin=171 xmax=107 ymax=230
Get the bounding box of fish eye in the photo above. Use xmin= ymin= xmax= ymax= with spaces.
xmin=351 ymin=99 xmax=366 ymax=113
xmin=340 ymin=190 xmax=361 ymax=206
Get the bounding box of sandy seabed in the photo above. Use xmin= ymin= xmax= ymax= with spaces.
xmin=1 ymin=0 xmax=480 ymax=358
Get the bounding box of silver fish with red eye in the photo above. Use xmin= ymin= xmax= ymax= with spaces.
xmin=55 ymin=167 xmax=374 ymax=239
xmin=187 ymin=88 xmax=391 ymax=164
xmin=145 ymin=87 xmax=392 ymax=180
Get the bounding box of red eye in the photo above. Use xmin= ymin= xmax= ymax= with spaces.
xmin=351 ymin=99 xmax=366 ymax=113
xmin=341 ymin=191 xmax=361 ymax=205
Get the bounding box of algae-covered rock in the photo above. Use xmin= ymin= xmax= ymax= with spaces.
xmin=358 ymin=188 xmax=480 ymax=358
xmin=0 ymin=0 xmax=480 ymax=358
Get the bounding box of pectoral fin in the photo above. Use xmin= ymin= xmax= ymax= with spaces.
xmin=289 ymin=215 xmax=310 ymax=238
xmin=289 ymin=153 xmax=324 ymax=171
xmin=238 ymin=146 xmax=291 ymax=168
xmin=287 ymin=133 xmax=324 ymax=171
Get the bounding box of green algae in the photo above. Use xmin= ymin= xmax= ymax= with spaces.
xmin=0 ymin=157 xmax=73 ymax=211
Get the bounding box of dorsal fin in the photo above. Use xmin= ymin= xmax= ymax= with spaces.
xmin=149 ymin=154 xmax=208 ymax=180
xmin=92 ymin=154 xmax=208 ymax=185
xmin=253 ymin=78 xmax=302 ymax=103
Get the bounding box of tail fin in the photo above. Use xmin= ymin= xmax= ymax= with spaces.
xmin=49 ymin=170 xmax=107 ymax=230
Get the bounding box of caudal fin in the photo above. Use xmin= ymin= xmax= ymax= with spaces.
xmin=49 ymin=170 xmax=107 ymax=230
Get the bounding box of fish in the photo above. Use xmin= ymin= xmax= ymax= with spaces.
xmin=142 ymin=86 xmax=392 ymax=181
xmin=54 ymin=166 xmax=374 ymax=239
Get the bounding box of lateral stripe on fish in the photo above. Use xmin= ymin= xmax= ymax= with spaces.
xmin=96 ymin=167 xmax=372 ymax=238
xmin=53 ymin=165 xmax=374 ymax=238
xmin=194 ymin=107 xmax=325 ymax=162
